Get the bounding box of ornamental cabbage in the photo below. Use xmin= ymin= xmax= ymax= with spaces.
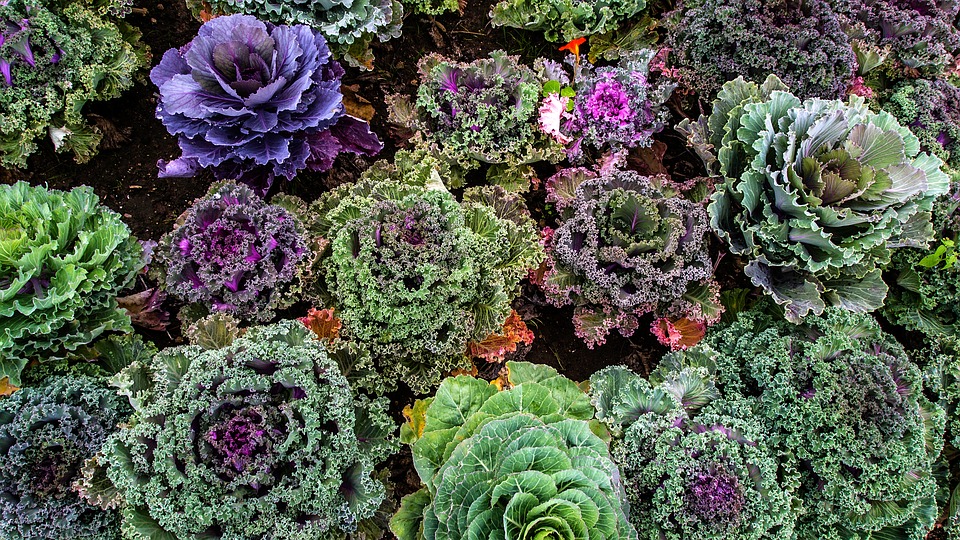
xmin=286 ymin=155 xmax=544 ymax=393
xmin=0 ymin=182 xmax=144 ymax=386
xmin=541 ymin=168 xmax=721 ymax=348
xmin=185 ymin=0 xmax=402 ymax=69
xmin=390 ymin=51 xmax=561 ymax=191
xmin=589 ymin=364 xmax=798 ymax=539
xmin=705 ymin=303 xmax=945 ymax=539
xmin=539 ymin=51 xmax=675 ymax=163
xmin=151 ymin=14 xmax=382 ymax=193
xmin=103 ymin=320 xmax=396 ymax=540
xmin=0 ymin=375 xmax=132 ymax=540
xmin=664 ymin=0 xmax=856 ymax=99
xmin=832 ymin=0 xmax=960 ymax=77
xmin=391 ymin=361 xmax=637 ymax=540
xmin=689 ymin=75 xmax=949 ymax=321
xmin=489 ymin=0 xmax=647 ymax=42
xmin=155 ymin=182 xmax=310 ymax=322
xmin=0 ymin=0 xmax=149 ymax=166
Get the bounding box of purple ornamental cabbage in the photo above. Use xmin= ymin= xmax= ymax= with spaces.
xmin=157 ymin=182 xmax=309 ymax=322
xmin=541 ymin=52 xmax=675 ymax=162
xmin=151 ymin=14 xmax=382 ymax=193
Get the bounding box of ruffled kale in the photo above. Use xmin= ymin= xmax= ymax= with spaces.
xmin=541 ymin=168 xmax=721 ymax=348
xmin=185 ymin=0 xmax=402 ymax=69
xmin=103 ymin=320 xmax=396 ymax=539
xmin=664 ymin=0 xmax=856 ymax=99
xmin=0 ymin=375 xmax=132 ymax=540
xmin=155 ymin=182 xmax=310 ymax=322
xmin=285 ymin=154 xmax=544 ymax=393
xmin=0 ymin=0 xmax=148 ymax=166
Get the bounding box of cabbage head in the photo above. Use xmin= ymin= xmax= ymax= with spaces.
xmin=391 ymin=361 xmax=637 ymax=540
xmin=102 ymin=320 xmax=396 ymax=540
xmin=695 ymin=75 xmax=949 ymax=321
xmin=0 ymin=182 xmax=144 ymax=386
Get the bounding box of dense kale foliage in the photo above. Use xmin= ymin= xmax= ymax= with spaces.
xmin=665 ymin=0 xmax=856 ymax=99
xmin=156 ymin=182 xmax=310 ymax=322
xmin=590 ymin=364 xmax=798 ymax=539
xmin=184 ymin=0 xmax=402 ymax=68
xmin=286 ymin=154 xmax=543 ymax=393
xmin=0 ymin=376 xmax=131 ymax=540
xmin=103 ymin=320 xmax=396 ymax=539
xmin=705 ymin=305 xmax=945 ymax=539
xmin=541 ymin=168 xmax=720 ymax=347
xmin=0 ymin=0 xmax=148 ymax=166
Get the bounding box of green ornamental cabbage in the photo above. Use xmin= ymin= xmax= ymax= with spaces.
xmin=391 ymin=361 xmax=638 ymax=540
xmin=283 ymin=153 xmax=544 ymax=394
xmin=589 ymin=364 xmax=798 ymax=540
xmin=706 ymin=303 xmax=945 ymax=539
xmin=102 ymin=320 xmax=396 ymax=540
xmin=684 ymin=75 xmax=950 ymax=321
xmin=0 ymin=181 xmax=144 ymax=386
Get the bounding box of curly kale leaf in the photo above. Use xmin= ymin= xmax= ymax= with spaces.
xmin=393 ymin=51 xmax=562 ymax=191
xmin=185 ymin=0 xmax=402 ymax=69
xmin=881 ymin=78 xmax=960 ymax=170
xmin=489 ymin=0 xmax=648 ymax=42
xmin=0 ymin=182 xmax=144 ymax=386
xmin=701 ymin=75 xmax=949 ymax=321
xmin=0 ymin=375 xmax=132 ymax=540
xmin=392 ymin=361 xmax=637 ymax=540
xmin=832 ymin=0 xmax=960 ymax=78
xmin=542 ymin=168 xmax=721 ymax=348
xmin=589 ymin=365 xmax=798 ymax=540
xmin=103 ymin=320 xmax=397 ymax=540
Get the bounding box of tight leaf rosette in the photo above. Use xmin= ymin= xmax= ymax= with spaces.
xmin=102 ymin=320 xmax=396 ymax=540
xmin=288 ymin=156 xmax=544 ymax=393
xmin=184 ymin=0 xmax=402 ymax=69
xmin=691 ymin=74 xmax=949 ymax=321
xmin=155 ymin=182 xmax=310 ymax=322
xmin=589 ymin=364 xmax=798 ymax=539
xmin=391 ymin=361 xmax=637 ymax=540
xmin=0 ymin=375 xmax=132 ymax=540
xmin=0 ymin=182 xmax=144 ymax=386
xmin=489 ymin=0 xmax=647 ymax=42
xmin=151 ymin=14 xmax=382 ymax=194
xmin=541 ymin=168 xmax=721 ymax=348
xmin=390 ymin=51 xmax=562 ymax=191
xmin=705 ymin=303 xmax=945 ymax=539
xmin=0 ymin=0 xmax=149 ymax=166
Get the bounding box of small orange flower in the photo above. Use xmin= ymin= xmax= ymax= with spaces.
xmin=559 ymin=37 xmax=587 ymax=58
